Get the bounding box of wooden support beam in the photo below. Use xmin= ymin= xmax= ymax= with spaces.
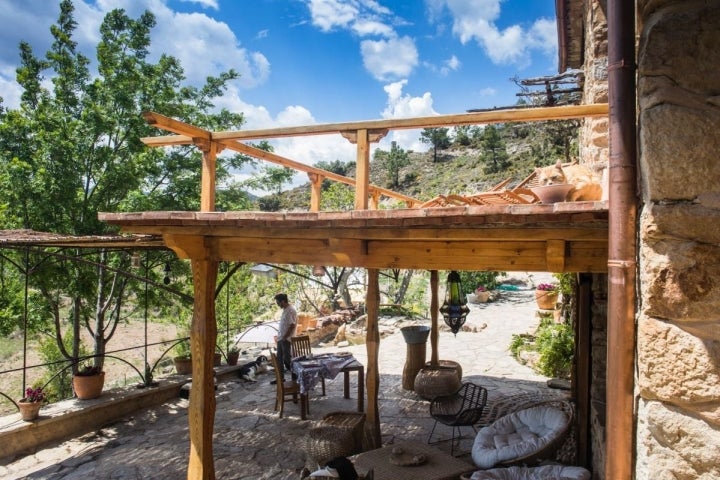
xmin=143 ymin=112 xmax=211 ymax=139
xmin=340 ymin=128 xmax=388 ymax=144
xmin=208 ymin=104 xmax=609 ymax=141
xmin=354 ymin=129 xmax=370 ymax=211
xmin=365 ymin=268 xmax=381 ymax=449
xmin=187 ymin=258 xmax=219 ymax=480
xmin=430 ymin=270 xmax=439 ymax=366
xmin=200 ymin=142 xmax=219 ymax=212
xmin=546 ymin=239 xmax=566 ymax=272
xmin=308 ymin=173 xmax=322 ymax=212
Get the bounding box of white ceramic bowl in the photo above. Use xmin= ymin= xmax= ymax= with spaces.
xmin=530 ymin=184 xmax=574 ymax=204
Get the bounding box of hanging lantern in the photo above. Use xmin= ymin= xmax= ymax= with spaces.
xmin=439 ymin=271 xmax=470 ymax=335
xmin=312 ymin=265 xmax=326 ymax=277
xmin=163 ymin=262 xmax=172 ymax=285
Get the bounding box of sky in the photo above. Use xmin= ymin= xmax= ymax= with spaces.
xmin=0 ymin=0 xmax=560 ymax=191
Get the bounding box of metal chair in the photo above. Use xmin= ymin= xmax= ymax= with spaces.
xmin=291 ymin=334 xmax=325 ymax=395
xmin=269 ymin=352 xmax=308 ymax=418
xmin=428 ymin=381 xmax=488 ymax=456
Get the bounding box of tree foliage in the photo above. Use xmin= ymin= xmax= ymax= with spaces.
xmin=0 ymin=1 xmax=250 ymax=374
xmin=419 ymin=127 xmax=451 ymax=163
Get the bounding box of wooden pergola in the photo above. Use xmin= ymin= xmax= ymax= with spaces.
xmin=100 ymin=103 xmax=609 ymax=479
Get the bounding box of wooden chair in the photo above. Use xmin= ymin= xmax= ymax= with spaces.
xmin=428 ymin=381 xmax=488 ymax=456
xmin=269 ymin=352 xmax=308 ymax=418
xmin=291 ymin=334 xmax=325 ymax=395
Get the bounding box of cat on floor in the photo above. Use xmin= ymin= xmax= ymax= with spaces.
xmin=535 ymin=160 xmax=602 ymax=201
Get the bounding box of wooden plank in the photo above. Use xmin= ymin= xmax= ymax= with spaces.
xmin=200 ymin=142 xmax=218 ymax=212
xmin=143 ymin=112 xmax=211 ymax=139
xmin=430 ymin=270 xmax=439 ymax=366
xmin=355 ymin=129 xmax=370 ymax=210
xmin=108 ymin=224 xmax=609 ymax=242
xmin=187 ymin=258 xmax=218 ymax=479
xmin=207 ymin=104 xmax=609 ymax=141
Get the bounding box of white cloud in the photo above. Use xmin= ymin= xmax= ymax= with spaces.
xmin=307 ymin=0 xmax=359 ymax=31
xmin=431 ymin=0 xmax=557 ymax=68
xmin=361 ymin=36 xmax=418 ymax=81
xmin=379 ymin=80 xmax=438 ymax=152
xmin=179 ymin=0 xmax=219 ymax=9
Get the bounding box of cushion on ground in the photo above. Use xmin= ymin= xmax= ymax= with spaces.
xmin=471 ymin=405 xmax=570 ymax=469
xmin=467 ymin=464 xmax=590 ymax=480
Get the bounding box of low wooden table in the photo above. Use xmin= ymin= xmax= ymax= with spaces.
xmin=353 ymin=439 xmax=475 ymax=480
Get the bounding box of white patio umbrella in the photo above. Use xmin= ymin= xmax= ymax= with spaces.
xmin=233 ymin=321 xmax=279 ymax=347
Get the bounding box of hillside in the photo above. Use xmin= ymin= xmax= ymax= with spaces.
xmin=277 ymin=119 xmax=580 ymax=209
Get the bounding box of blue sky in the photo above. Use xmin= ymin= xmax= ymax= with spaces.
xmin=0 ymin=0 xmax=559 ymax=190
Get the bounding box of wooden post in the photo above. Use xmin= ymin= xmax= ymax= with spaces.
xmin=369 ymin=190 xmax=380 ymax=210
xmin=308 ymin=172 xmax=322 ymax=212
xmin=199 ymin=142 xmax=220 ymax=212
xmin=365 ymin=268 xmax=381 ymax=448
xmin=354 ymin=129 xmax=370 ymax=211
xmin=187 ymin=258 xmax=218 ymax=479
xmin=430 ymin=270 xmax=439 ymax=366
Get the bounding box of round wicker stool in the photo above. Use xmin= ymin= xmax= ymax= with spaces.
xmin=413 ymin=366 xmax=461 ymax=400
xmin=425 ymin=360 xmax=462 ymax=381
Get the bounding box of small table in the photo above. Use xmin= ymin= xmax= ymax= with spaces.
xmin=292 ymin=354 xmax=365 ymax=419
xmin=352 ymin=440 xmax=475 ymax=480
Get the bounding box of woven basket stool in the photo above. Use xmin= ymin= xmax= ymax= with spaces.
xmin=321 ymin=411 xmax=367 ymax=453
xmin=425 ymin=360 xmax=463 ymax=381
xmin=305 ymin=425 xmax=357 ymax=468
xmin=414 ymin=365 xmax=461 ymax=400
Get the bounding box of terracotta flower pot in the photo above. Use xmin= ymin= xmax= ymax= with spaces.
xmin=18 ymin=401 xmax=42 ymax=421
xmin=227 ymin=351 xmax=240 ymax=366
xmin=535 ymin=289 xmax=558 ymax=310
xmin=73 ymin=371 xmax=105 ymax=400
xmin=174 ymin=356 xmax=192 ymax=375
xmin=214 ymin=353 xmax=222 ymax=366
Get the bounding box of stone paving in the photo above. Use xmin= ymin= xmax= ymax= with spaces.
xmin=1 ymin=276 xmax=562 ymax=480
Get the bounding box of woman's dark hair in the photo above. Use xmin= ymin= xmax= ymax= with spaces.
xmin=274 ymin=293 xmax=288 ymax=303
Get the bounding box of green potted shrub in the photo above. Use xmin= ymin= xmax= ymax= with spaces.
xmin=227 ymin=346 xmax=240 ymax=366
xmin=73 ymin=363 xmax=105 ymax=400
xmin=173 ymin=341 xmax=192 ymax=375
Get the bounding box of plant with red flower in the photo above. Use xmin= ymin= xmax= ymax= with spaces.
xmin=536 ymin=283 xmax=557 ymax=291
xmin=22 ymin=386 xmax=45 ymax=403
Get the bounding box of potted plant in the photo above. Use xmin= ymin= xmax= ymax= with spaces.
xmin=473 ymin=285 xmax=491 ymax=303
xmin=173 ymin=342 xmax=192 ymax=375
xmin=227 ymin=346 xmax=240 ymax=366
xmin=17 ymin=386 xmax=45 ymax=421
xmin=73 ymin=363 xmax=105 ymax=400
xmin=535 ymin=283 xmax=559 ymax=310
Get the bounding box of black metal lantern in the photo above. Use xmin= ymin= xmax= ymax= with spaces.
xmin=163 ymin=262 xmax=172 ymax=285
xmin=439 ymin=271 xmax=470 ymax=335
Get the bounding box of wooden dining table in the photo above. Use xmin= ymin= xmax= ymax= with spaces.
xmin=291 ymin=353 xmax=365 ymax=419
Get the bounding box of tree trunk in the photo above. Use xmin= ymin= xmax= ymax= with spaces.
xmin=394 ymin=270 xmax=414 ymax=304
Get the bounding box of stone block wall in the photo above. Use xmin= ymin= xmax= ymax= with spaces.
xmin=636 ymin=1 xmax=720 ymax=478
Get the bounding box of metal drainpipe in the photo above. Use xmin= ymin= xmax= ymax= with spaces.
xmin=606 ymin=0 xmax=638 ymax=479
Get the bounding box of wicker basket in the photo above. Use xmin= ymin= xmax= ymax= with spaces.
xmin=321 ymin=411 xmax=366 ymax=453
xmin=425 ymin=360 xmax=462 ymax=381
xmin=305 ymin=425 xmax=357 ymax=467
xmin=413 ymin=366 xmax=461 ymax=400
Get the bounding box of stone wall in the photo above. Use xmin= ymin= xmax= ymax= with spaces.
xmin=636 ymin=1 xmax=720 ymax=479
xmin=580 ymin=0 xmax=609 ymax=199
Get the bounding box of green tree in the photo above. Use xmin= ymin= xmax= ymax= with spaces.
xmin=419 ymin=127 xmax=451 ymax=163
xmin=479 ymin=125 xmax=510 ymax=174
xmin=0 ymin=1 xmax=247 ymax=375
xmin=376 ymin=141 xmax=410 ymax=188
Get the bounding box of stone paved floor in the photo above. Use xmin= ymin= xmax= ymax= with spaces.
xmin=1 ymin=277 xmax=563 ymax=479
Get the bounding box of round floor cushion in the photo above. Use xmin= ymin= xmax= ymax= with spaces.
xmin=471 ymin=405 xmax=570 ymax=469
xmin=465 ymin=464 xmax=590 ymax=480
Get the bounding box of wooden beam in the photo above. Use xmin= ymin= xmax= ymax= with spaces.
xmin=354 ymin=129 xmax=370 ymax=211
xmin=546 ymin=239 xmax=566 ymax=272
xmin=187 ymin=258 xmax=218 ymax=479
xmin=200 ymin=142 xmax=219 ymax=212
xmin=142 ymin=112 xmax=211 ymax=140
xmin=141 ymin=134 xmax=193 ymax=146
xmin=365 ymin=268 xmax=381 ymax=449
xmin=207 ymin=104 xmax=609 ymax=141
xmin=430 ymin=270 xmax=439 ymax=366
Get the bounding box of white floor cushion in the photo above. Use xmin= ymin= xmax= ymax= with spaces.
xmin=468 ymin=464 xmax=590 ymax=480
xmin=471 ymin=405 xmax=570 ymax=469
